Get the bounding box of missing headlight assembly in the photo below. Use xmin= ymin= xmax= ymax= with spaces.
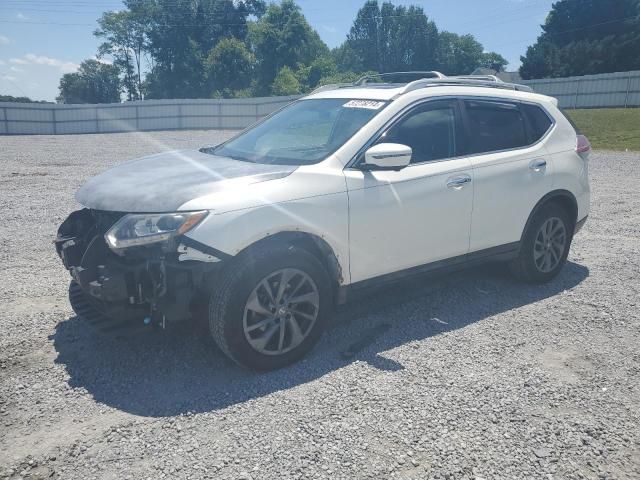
xmin=55 ymin=208 xmax=221 ymax=331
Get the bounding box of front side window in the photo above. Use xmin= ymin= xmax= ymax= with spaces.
xmin=211 ymin=98 xmax=388 ymax=165
xmin=378 ymin=101 xmax=458 ymax=164
xmin=465 ymin=100 xmax=528 ymax=154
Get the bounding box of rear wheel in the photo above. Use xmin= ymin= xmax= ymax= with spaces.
xmin=209 ymin=245 xmax=332 ymax=370
xmin=510 ymin=203 xmax=573 ymax=284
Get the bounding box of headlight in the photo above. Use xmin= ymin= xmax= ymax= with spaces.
xmin=105 ymin=211 xmax=208 ymax=250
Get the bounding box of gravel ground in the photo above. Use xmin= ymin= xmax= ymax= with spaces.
xmin=0 ymin=131 xmax=638 ymax=480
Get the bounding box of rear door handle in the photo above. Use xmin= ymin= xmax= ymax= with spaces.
xmin=529 ymin=159 xmax=547 ymax=172
xmin=446 ymin=175 xmax=472 ymax=190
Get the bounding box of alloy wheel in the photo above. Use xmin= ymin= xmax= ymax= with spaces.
xmin=243 ymin=268 xmax=320 ymax=356
xmin=533 ymin=217 xmax=567 ymax=273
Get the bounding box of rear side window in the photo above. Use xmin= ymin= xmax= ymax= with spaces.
xmin=521 ymin=103 xmax=553 ymax=142
xmin=464 ymin=100 xmax=528 ymax=154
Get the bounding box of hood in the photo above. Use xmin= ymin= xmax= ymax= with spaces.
xmin=76 ymin=149 xmax=296 ymax=213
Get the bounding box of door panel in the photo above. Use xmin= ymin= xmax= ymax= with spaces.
xmin=345 ymin=158 xmax=473 ymax=283
xmin=469 ymin=143 xmax=552 ymax=251
xmin=463 ymin=99 xmax=554 ymax=252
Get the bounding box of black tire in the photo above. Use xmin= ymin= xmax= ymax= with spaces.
xmin=510 ymin=202 xmax=574 ymax=284
xmin=209 ymin=245 xmax=333 ymax=371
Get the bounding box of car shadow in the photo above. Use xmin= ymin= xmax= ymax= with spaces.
xmin=50 ymin=261 xmax=589 ymax=417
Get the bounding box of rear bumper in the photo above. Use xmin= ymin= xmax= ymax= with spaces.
xmin=56 ymin=209 xmax=224 ymax=327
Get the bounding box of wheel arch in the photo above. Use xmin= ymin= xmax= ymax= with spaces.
xmin=236 ymin=231 xmax=345 ymax=295
xmin=521 ymin=189 xmax=578 ymax=243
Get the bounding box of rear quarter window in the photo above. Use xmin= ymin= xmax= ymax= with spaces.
xmin=521 ymin=103 xmax=554 ymax=142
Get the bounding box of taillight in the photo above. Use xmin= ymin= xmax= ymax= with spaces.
xmin=576 ymin=134 xmax=591 ymax=159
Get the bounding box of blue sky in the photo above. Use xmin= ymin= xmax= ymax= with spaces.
xmin=0 ymin=0 xmax=554 ymax=101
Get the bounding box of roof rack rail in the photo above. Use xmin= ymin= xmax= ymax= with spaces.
xmin=355 ymin=71 xmax=445 ymax=85
xmin=450 ymin=74 xmax=502 ymax=83
xmin=310 ymin=82 xmax=354 ymax=94
xmin=400 ymin=77 xmax=533 ymax=95
xmin=310 ymin=71 xmax=533 ymax=96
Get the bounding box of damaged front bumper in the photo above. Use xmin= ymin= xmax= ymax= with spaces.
xmin=55 ymin=209 xmax=224 ymax=329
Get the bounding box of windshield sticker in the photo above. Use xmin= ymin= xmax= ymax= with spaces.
xmin=343 ymin=100 xmax=386 ymax=110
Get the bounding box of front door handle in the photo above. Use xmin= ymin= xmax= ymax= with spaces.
xmin=446 ymin=175 xmax=472 ymax=190
xmin=529 ymin=159 xmax=547 ymax=172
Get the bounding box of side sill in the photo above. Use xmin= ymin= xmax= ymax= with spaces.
xmin=338 ymin=242 xmax=520 ymax=304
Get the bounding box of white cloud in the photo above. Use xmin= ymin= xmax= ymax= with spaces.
xmin=2 ymin=75 xmax=17 ymax=82
xmin=321 ymin=25 xmax=337 ymax=33
xmin=0 ymin=60 xmax=5 ymax=66
xmin=10 ymin=66 xmax=23 ymax=72
xmin=60 ymin=62 xmax=79 ymax=73
xmin=11 ymin=53 xmax=79 ymax=73
xmin=16 ymin=13 xmax=28 ymax=20
xmin=0 ymin=35 xmax=10 ymax=45
xmin=25 ymin=53 xmax=60 ymax=66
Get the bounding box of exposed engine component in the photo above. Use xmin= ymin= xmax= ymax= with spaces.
xmin=56 ymin=209 xmax=221 ymax=329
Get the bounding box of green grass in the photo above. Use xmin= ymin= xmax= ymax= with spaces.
xmin=566 ymin=108 xmax=640 ymax=151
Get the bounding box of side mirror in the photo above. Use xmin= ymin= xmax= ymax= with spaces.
xmin=363 ymin=143 xmax=412 ymax=171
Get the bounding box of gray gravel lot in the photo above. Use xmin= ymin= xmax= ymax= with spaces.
xmin=0 ymin=131 xmax=639 ymax=480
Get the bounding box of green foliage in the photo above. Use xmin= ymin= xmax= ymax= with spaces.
xmin=249 ymin=0 xmax=329 ymax=94
xmin=206 ymin=37 xmax=255 ymax=97
xmin=520 ymin=0 xmax=640 ymax=79
xmin=339 ymin=1 xmax=439 ymax=73
xmin=337 ymin=1 xmax=505 ymax=76
xmin=126 ymin=0 xmax=265 ymax=99
xmin=479 ymin=52 xmax=509 ymax=72
xmin=295 ymin=56 xmax=339 ymax=90
xmin=57 ymin=60 xmax=121 ymax=104
xmin=0 ymin=95 xmax=50 ymax=103
xmin=95 ymin=9 xmax=147 ymax=100
xmin=271 ymin=66 xmax=302 ymax=96
xmin=436 ymin=32 xmax=484 ymax=75
xmin=567 ymin=108 xmax=640 ymax=151
xmin=82 ymin=0 xmax=513 ymax=101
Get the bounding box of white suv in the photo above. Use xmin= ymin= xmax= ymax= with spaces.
xmin=56 ymin=72 xmax=590 ymax=370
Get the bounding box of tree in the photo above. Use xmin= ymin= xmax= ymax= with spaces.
xmin=128 ymin=0 xmax=265 ymax=99
xmin=520 ymin=0 xmax=640 ymax=78
xmin=57 ymin=60 xmax=121 ymax=104
xmin=479 ymin=52 xmax=509 ymax=72
xmin=0 ymin=95 xmax=50 ymax=103
xmin=249 ymin=0 xmax=329 ymax=94
xmin=206 ymin=37 xmax=255 ymax=97
xmin=271 ymin=66 xmax=301 ymax=95
xmin=95 ymin=10 xmax=147 ymax=100
xmin=296 ymin=55 xmax=338 ymax=90
xmin=81 ymin=0 xmax=511 ymax=99
xmin=341 ymin=0 xmax=381 ymax=72
xmin=436 ymin=32 xmax=486 ymax=75
xmin=339 ymin=1 xmax=440 ymax=73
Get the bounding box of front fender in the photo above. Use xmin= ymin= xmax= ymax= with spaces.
xmin=184 ymin=192 xmax=350 ymax=284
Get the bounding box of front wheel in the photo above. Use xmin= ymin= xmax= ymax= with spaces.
xmin=209 ymin=245 xmax=333 ymax=370
xmin=510 ymin=203 xmax=574 ymax=284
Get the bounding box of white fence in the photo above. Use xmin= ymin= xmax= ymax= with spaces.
xmin=522 ymin=70 xmax=640 ymax=109
xmin=1 ymin=71 xmax=639 ymax=135
xmin=0 ymin=96 xmax=299 ymax=135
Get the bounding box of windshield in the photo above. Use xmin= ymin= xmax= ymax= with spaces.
xmin=211 ymin=99 xmax=388 ymax=165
